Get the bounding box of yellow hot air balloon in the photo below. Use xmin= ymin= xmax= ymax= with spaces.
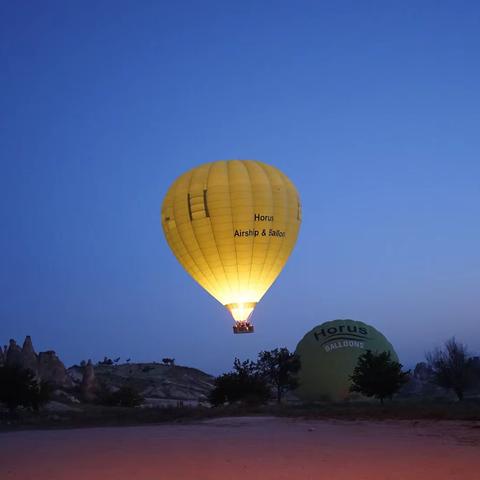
xmin=161 ymin=160 xmax=301 ymax=334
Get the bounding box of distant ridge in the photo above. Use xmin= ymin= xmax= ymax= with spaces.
xmin=1 ymin=336 xmax=214 ymax=406
xmin=68 ymin=362 xmax=214 ymax=406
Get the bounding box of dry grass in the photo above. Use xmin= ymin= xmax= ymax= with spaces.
xmin=1 ymin=398 xmax=479 ymax=431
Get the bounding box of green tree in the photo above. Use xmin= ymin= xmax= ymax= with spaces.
xmin=209 ymin=358 xmax=270 ymax=406
xmin=0 ymin=365 xmax=52 ymax=413
xmin=109 ymin=386 xmax=144 ymax=407
xmin=350 ymin=350 xmax=409 ymax=404
xmin=256 ymin=348 xmax=301 ymax=403
xmin=97 ymin=384 xmax=144 ymax=407
xmin=426 ymin=338 xmax=475 ymax=401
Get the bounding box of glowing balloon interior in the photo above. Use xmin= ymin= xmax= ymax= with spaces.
xmin=161 ymin=160 xmax=301 ymax=333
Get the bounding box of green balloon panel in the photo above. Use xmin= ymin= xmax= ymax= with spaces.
xmin=295 ymin=319 xmax=398 ymax=401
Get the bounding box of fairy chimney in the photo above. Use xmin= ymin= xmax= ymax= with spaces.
xmin=6 ymin=339 xmax=22 ymax=367
xmin=81 ymin=360 xmax=97 ymax=402
xmin=37 ymin=350 xmax=69 ymax=386
xmin=21 ymin=335 xmax=38 ymax=373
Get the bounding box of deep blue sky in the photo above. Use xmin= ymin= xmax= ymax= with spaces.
xmin=1 ymin=1 xmax=479 ymax=374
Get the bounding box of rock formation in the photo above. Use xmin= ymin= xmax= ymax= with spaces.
xmin=413 ymin=362 xmax=434 ymax=382
xmin=3 ymin=336 xmax=215 ymax=405
xmin=65 ymin=361 xmax=215 ymax=406
xmin=5 ymin=339 xmax=22 ymax=367
xmin=21 ymin=335 xmax=38 ymax=373
xmin=80 ymin=360 xmax=97 ymax=402
xmin=1 ymin=336 xmax=70 ymax=388
xmin=38 ymin=350 xmax=70 ymax=386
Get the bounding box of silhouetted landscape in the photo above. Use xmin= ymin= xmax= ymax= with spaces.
xmin=1 ymin=335 xmax=479 ymax=432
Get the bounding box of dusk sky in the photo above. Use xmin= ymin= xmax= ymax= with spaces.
xmin=1 ymin=1 xmax=479 ymax=374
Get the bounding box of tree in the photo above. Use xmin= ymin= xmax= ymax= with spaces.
xmin=209 ymin=358 xmax=270 ymax=406
xmin=109 ymin=386 xmax=144 ymax=407
xmin=350 ymin=350 xmax=409 ymax=404
xmin=97 ymin=384 xmax=144 ymax=407
xmin=255 ymin=348 xmax=301 ymax=403
xmin=98 ymin=356 xmax=114 ymax=365
xmin=0 ymin=365 xmax=52 ymax=413
xmin=31 ymin=381 xmax=53 ymax=412
xmin=426 ymin=338 xmax=475 ymax=401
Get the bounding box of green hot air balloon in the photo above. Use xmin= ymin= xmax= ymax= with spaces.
xmin=295 ymin=319 xmax=398 ymax=402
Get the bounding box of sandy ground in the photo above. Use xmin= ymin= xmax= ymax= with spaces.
xmin=1 ymin=417 xmax=479 ymax=480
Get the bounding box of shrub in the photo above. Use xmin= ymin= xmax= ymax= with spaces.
xmin=209 ymin=359 xmax=270 ymax=406
xmin=0 ymin=365 xmax=52 ymax=413
xmin=98 ymin=385 xmax=144 ymax=407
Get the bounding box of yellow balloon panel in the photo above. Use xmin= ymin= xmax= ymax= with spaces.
xmin=161 ymin=160 xmax=301 ymax=323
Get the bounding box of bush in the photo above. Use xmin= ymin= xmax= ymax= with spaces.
xmin=209 ymin=359 xmax=271 ymax=406
xmin=0 ymin=365 xmax=52 ymax=413
xmin=98 ymin=357 xmax=114 ymax=365
xmin=98 ymin=385 xmax=144 ymax=407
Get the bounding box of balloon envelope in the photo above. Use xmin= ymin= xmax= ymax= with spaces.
xmin=161 ymin=160 xmax=301 ymax=330
xmin=295 ymin=319 xmax=399 ymax=401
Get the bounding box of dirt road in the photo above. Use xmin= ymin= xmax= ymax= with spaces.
xmin=1 ymin=417 xmax=479 ymax=479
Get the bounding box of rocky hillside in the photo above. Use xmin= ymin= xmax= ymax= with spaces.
xmin=68 ymin=362 xmax=214 ymax=406
xmin=0 ymin=336 xmax=71 ymax=387
xmin=1 ymin=336 xmax=214 ymax=407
